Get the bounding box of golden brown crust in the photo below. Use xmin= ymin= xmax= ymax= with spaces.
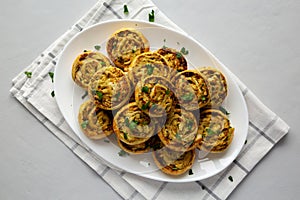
xmin=135 ymin=76 xmax=175 ymax=117
xmin=106 ymin=28 xmax=150 ymax=71
xmin=152 ymin=147 xmax=195 ymax=176
xmin=113 ymin=102 xmax=157 ymax=145
xmin=71 ymin=51 xmax=111 ymax=89
xmin=157 ymin=107 xmax=200 ymax=151
xmin=78 ymin=100 xmax=114 ymax=139
xmin=199 ymin=67 xmax=228 ymax=107
xmin=156 ymin=47 xmax=188 ymax=72
xmin=197 ymin=109 xmax=234 ymax=153
xmin=88 ymin=66 xmax=132 ymax=110
xmin=128 ymin=52 xmax=175 ymax=85
xmin=173 ymin=70 xmax=210 ymax=110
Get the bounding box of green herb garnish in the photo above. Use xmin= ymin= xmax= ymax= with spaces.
xmin=206 ymin=128 xmax=216 ymax=136
xmin=48 ymin=72 xmax=54 ymax=82
xmin=81 ymin=120 xmax=89 ymax=129
xmin=219 ymin=106 xmax=230 ymax=115
xmin=165 ymin=90 xmax=170 ymax=95
xmin=146 ymin=64 xmax=154 ymax=75
xmin=201 ymin=96 xmax=206 ymax=101
xmin=176 ymin=52 xmax=182 ymax=59
xmin=175 ymin=133 xmax=181 ymax=140
xmin=180 ymin=47 xmax=189 ymax=55
xmin=228 ymin=176 xmax=233 ymax=182
xmin=244 ymin=140 xmax=248 ymax=145
xmin=104 ymin=139 xmax=110 ymax=143
xmin=141 ymin=101 xmax=151 ymax=110
xmin=129 ymin=121 xmax=138 ymax=130
xmin=24 ymin=71 xmax=32 ymax=78
xmin=118 ymin=149 xmax=129 ymax=157
xmin=188 ymin=169 xmax=194 ymax=175
xmin=149 ymin=10 xmax=155 ymax=22
xmin=125 ymin=117 xmax=130 ymax=127
xmin=123 ymin=132 xmax=128 ymax=140
xmin=123 ymin=4 xmax=129 ymax=14
xmin=181 ymin=92 xmax=194 ymax=101
xmin=94 ymin=91 xmax=103 ymax=100
xmin=94 ymin=45 xmax=101 ymax=51
xmin=142 ymin=86 xmax=149 ymax=93
xmin=51 ymin=91 xmax=55 ymax=97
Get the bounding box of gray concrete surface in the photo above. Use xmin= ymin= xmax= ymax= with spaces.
xmin=1 ymin=0 xmax=299 ymax=199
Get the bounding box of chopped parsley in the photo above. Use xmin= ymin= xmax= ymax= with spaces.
xmin=201 ymin=96 xmax=206 ymax=101
xmin=142 ymin=86 xmax=149 ymax=93
xmin=81 ymin=120 xmax=89 ymax=129
xmin=94 ymin=45 xmax=101 ymax=51
xmin=24 ymin=71 xmax=32 ymax=78
xmin=83 ymin=50 xmax=88 ymax=52
xmin=51 ymin=91 xmax=55 ymax=97
xmin=206 ymin=128 xmax=216 ymax=136
xmin=228 ymin=176 xmax=233 ymax=182
xmin=244 ymin=140 xmax=248 ymax=145
xmin=94 ymin=91 xmax=103 ymax=101
xmin=123 ymin=132 xmax=128 ymax=140
xmin=48 ymin=72 xmax=54 ymax=82
xmin=188 ymin=169 xmax=194 ymax=175
xmin=146 ymin=64 xmax=154 ymax=75
xmin=148 ymin=10 xmax=155 ymax=22
xmin=118 ymin=149 xmax=129 ymax=157
xmin=175 ymin=132 xmax=181 ymax=140
xmin=103 ymin=139 xmax=110 ymax=143
xmin=81 ymin=91 xmax=88 ymax=100
xmin=219 ymin=106 xmax=230 ymax=115
xmin=176 ymin=52 xmax=183 ymax=59
xmin=124 ymin=117 xmax=130 ymax=127
xmin=141 ymin=101 xmax=151 ymax=110
xmin=165 ymin=90 xmax=171 ymax=95
xmin=181 ymin=92 xmax=194 ymax=101
xmin=180 ymin=47 xmax=189 ymax=55
xmin=129 ymin=121 xmax=138 ymax=130
xmin=123 ymin=4 xmax=129 ymax=14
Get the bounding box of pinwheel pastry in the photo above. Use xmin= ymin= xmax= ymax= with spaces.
xmin=199 ymin=67 xmax=228 ymax=107
xmin=71 ymin=50 xmax=111 ymax=89
xmin=78 ymin=100 xmax=114 ymax=140
xmin=135 ymin=76 xmax=175 ymax=117
xmin=197 ymin=109 xmax=234 ymax=153
xmin=157 ymin=107 xmax=200 ymax=152
xmin=106 ymin=28 xmax=150 ymax=71
xmin=88 ymin=66 xmax=132 ymax=110
xmin=173 ymin=70 xmax=210 ymax=110
xmin=128 ymin=52 xmax=174 ymax=85
xmin=113 ymin=102 xmax=157 ymax=145
xmin=156 ymin=47 xmax=188 ymax=72
xmin=117 ymin=134 xmax=162 ymax=154
xmin=153 ymin=147 xmax=196 ymax=176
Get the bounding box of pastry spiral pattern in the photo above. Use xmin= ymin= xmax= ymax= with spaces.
xmin=78 ymin=100 xmax=113 ymax=140
xmin=156 ymin=47 xmax=188 ymax=72
xmin=197 ymin=109 xmax=234 ymax=153
xmin=106 ymin=28 xmax=150 ymax=71
xmin=88 ymin=66 xmax=131 ymax=110
xmin=72 ymin=51 xmax=111 ymax=89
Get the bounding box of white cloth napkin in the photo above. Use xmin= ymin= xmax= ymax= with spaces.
xmin=10 ymin=0 xmax=289 ymax=199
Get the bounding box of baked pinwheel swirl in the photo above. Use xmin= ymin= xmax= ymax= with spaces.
xmin=71 ymin=51 xmax=111 ymax=89
xmin=78 ymin=100 xmax=114 ymax=140
xmin=135 ymin=76 xmax=175 ymax=117
xmin=117 ymin=134 xmax=162 ymax=154
xmin=153 ymin=147 xmax=195 ymax=176
xmin=197 ymin=109 xmax=234 ymax=153
xmin=128 ymin=52 xmax=173 ymax=85
xmin=156 ymin=47 xmax=188 ymax=72
xmin=174 ymin=70 xmax=210 ymax=110
xmin=158 ymin=107 xmax=200 ymax=152
xmin=199 ymin=67 xmax=228 ymax=107
xmin=106 ymin=28 xmax=150 ymax=71
xmin=113 ymin=102 xmax=157 ymax=145
xmin=88 ymin=66 xmax=131 ymax=110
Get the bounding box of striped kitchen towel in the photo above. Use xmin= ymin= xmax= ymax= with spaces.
xmin=10 ymin=0 xmax=289 ymax=199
